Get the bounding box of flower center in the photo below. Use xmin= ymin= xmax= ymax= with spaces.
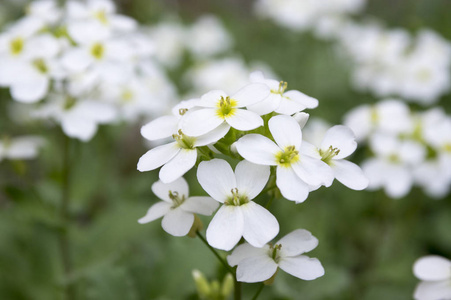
xmin=168 ymin=190 xmax=185 ymax=208
xmin=216 ymin=96 xmax=237 ymax=119
xmin=370 ymin=107 xmax=379 ymax=124
xmin=172 ymin=129 xmax=196 ymax=150
xmin=32 ymin=58 xmax=48 ymax=74
xmin=270 ymin=81 xmax=287 ymax=95
xmin=269 ymin=243 xmax=282 ymax=263
xmin=91 ymin=43 xmax=105 ymax=60
xmin=10 ymin=37 xmax=24 ymax=56
xmin=94 ymin=9 xmax=109 ymax=25
xmin=121 ymin=89 xmax=134 ymax=103
xmin=388 ymin=153 xmax=400 ymax=164
xmin=319 ymin=146 xmax=340 ymax=165
xmin=63 ymin=97 xmax=77 ymax=110
xmin=225 ymin=188 xmax=249 ymax=206
xmin=275 ymin=145 xmax=299 ymax=167
xmin=417 ymin=68 xmax=431 ymax=82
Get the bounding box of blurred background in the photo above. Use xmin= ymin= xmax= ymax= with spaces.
xmin=0 ymin=0 xmax=451 ymax=299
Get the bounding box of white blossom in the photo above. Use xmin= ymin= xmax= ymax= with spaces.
xmin=413 ymin=255 xmax=451 ymax=300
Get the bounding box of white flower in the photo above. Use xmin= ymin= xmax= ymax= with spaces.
xmin=138 ymin=177 xmax=218 ymax=237
xmin=413 ymin=255 xmax=451 ymax=300
xmin=197 ymin=159 xmax=279 ymax=251
xmin=137 ymin=123 xmax=229 ymax=183
xmin=236 ymin=115 xmax=333 ymax=203
xmin=181 ymin=83 xmax=270 ymax=137
xmin=26 ymin=0 xmax=62 ymax=25
xmin=0 ymin=136 xmax=45 ymax=162
xmin=303 ymin=125 xmax=369 ymax=190
xmin=228 ymin=229 xmax=324 ymax=283
xmin=247 ymin=71 xmax=318 ymax=115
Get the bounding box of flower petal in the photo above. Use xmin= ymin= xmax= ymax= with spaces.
xmin=235 ymin=160 xmax=270 ymax=200
xmin=279 ymin=256 xmax=325 ymax=280
xmin=206 ymin=205 xmax=244 ymax=251
xmin=225 ymin=109 xmax=263 ymax=131
xmin=61 ymin=115 xmax=97 ymax=142
xmin=194 ymin=122 xmax=230 ymax=147
xmin=10 ymin=76 xmax=48 ymax=103
xmin=247 ymin=93 xmax=281 ymax=115
xmin=181 ymin=196 xmax=219 ymax=215
xmin=151 ymin=177 xmax=189 ymax=203
xmin=284 ymin=90 xmax=318 ymax=109
xmin=414 ymin=256 xmax=451 ymax=281
xmin=292 ymin=155 xmax=334 ymax=187
xmin=141 ymin=115 xmax=179 ymax=141
xmin=321 ymin=125 xmax=357 ymax=159
xmin=161 ymin=208 xmax=194 ymax=236
xmin=276 ymin=167 xmax=310 ymax=203
xmin=228 ymin=243 xmax=269 ymax=267
xmin=277 ymin=229 xmax=318 ymax=257
xmin=268 ymin=115 xmax=302 ymax=149
xmin=235 ymin=134 xmax=279 ymax=166
xmin=137 ymin=142 xmax=180 ymax=172
xmin=198 ymin=90 xmax=227 ymax=107
xmin=332 ymin=160 xmax=369 ymax=190
xmin=241 ymin=202 xmax=279 ymax=248
xmin=236 ymin=255 xmax=278 ymax=283
xmin=275 ymin=97 xmax=308 ymax=115
xmin=138 ymin=202 xmax=171 ymax=224
xmin=232 ymin=83 xmax=270 ymax=107
xmin=197 ymin=159 xmax=236 ymax=203
xmin=159 ymin=149 xmax=197 ymax=183
xmin=181 ymin=108 xmax=224 ymax=137
xmin=414 ymin=280 xmax=451 ymax=300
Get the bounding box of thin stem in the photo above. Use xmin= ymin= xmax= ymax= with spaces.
xmin=251 ymin=284 xmax=265 ymax=300
xmin=196 ymin=231 xmax=235 ymax=276
xmin=234 ymin=279 xmax=241 ymax=300
xmin=58 ymin=134 xmax=75 ymax=300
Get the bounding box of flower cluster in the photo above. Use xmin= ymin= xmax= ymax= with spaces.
xmin=138 ymin=73 xmax=368 ymax=283
xmin=0 ymin=0 xmax=175 ymax=141
xmin=413 ymin=255 xmax=451 ymax=300
xmin=344 ymin=99 xmax=451 ymax=198
xmin=338 ymin=24 xmax=451 ymax=104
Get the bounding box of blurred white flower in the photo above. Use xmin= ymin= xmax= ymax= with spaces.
xmin=0 ymin=136 xmax=45 ymax=162
xmin=413 ymin=255 xmax=451 ymax=300
xmin=236 ymin=115 xmax=333 ymax=203
xmin=197 ymin=159 xmax=279 ymax=251
xmin=228 ymin=229 xmax=324 ymax=283
xmin=138 ymin=177 xmax=218 ymax=237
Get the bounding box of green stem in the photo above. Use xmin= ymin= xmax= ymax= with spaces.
xmin=234 ymin=279 xmax=241 ymax=300
xmin=58 ymin=134 xmax=75 ymax=300
xmin=251 ymin=284 xmax=265 ymax=300
xmin=196 ymin=232 xmax=235 ymax=275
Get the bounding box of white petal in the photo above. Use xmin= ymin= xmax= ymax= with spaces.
xmin=235 ymin=160 xmax=270 ymax=199
xmin=277 ymin=229 xmax=318 ymax=257
xmin=414 ymin=280 xmax=451 ymax=300
xmin=232 ymin=83 xmax=270 ymax=107
xmin=206 ymin=205 xmax=244 ymax=251
xmin=300 ymin=141 xmax=321 ymax=159
xmin=268 ymin=115 xmax=302 ymax=149
xmin=61 ymin=115 xmax=97 ymax=142
xmin=181 ymin=108 xmax=224 ymax=137
xmin=151 ymin=177 xmax=189 ymax=203
xmin=247 ymin=93 xmax=281 ymax=115
xmin=138 ymin=202 xmax=171 ymax=224
xmin=180 ymin=196 xmax=219 ymax=215
xmin=225 ymin=109 xmax=263 ymax=131
xmin=332 ymin=160 xmax=369 ymax=190
xmin=159 ymin=149 xmax=197 ymax=183
xmin=61 ymin=48 xmax=92 ymax=72
xmin=279 ymin=256 xmax=325 ymax=280
xmin=7 ymin=136 xmax=44 ymax=159
xmin=194 ymin=122 xmax=230 ymax=147
xmin=321 ymin=125 xmax=357 ymax=159
xmin=161 ymin=208 xmax=194 ymax=236
xmin=241 ymin=202 xmax=279 ymax=248
xmin=414 ymin=256 xmax=451 ymax=281
xmin=198 ymin=90 xmax=227 ymax=107
xmin=137 ymin=142 xmax=180 ymax=172
xmin=228 ymin=243 xmax=269 ymax=267
xmin=10 ymin=77 xmax=48 ymax=103
xmin=384 ymin=165 xmax=413 ymax=198
xmin=141 ymin=115 xmax=179 ymax=141
xmin=72 ymin=100 xmax=116 ymax=123
xmin=197 ymin=159 xmax=236 ymax=203
xmin=275 ymin=97 xmax=308 ymax=115
xmin=276 ymin=167 xmax=310 ymax=203
xmin=236 ymin=255 xmax=278 ymax=283
xmin=235 ymin=134 xmax=279 ymax=166
xmin=67 ymin=20 xmax=110 ymax=44
xmin=284 ymin=90 xmax=318 ymax=109
xmin=292 ymin=156 xmax=334 ymax=187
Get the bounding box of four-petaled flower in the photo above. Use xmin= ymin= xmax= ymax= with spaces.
xmin=228 ymin=229 xmax=324 ymax=283
xmin=197 ymin=159 xmax=279 ymax=251
xmin=138 ymin=177 xmax=219 ymax=236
